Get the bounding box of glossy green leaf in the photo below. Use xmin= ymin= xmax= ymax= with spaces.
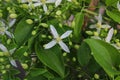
xmin=77 ymin=42 xmax=91 ymax=66
xmin=85 ymin=39 xmax=120 ymax=77
xmin=106 ymin=10 xmax=120 ymax=23
xmin=35 ymin=43 xmax=65 ymax=78
xmin=14 ymin=18 xmax=34 ymax=45
xmin=73 ymin=12 xmax=84 ymax=40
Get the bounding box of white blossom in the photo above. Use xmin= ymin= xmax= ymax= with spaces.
xmin=0 ymin=44 xmax=17 ymax=67
xmin=0 ymin=19 xmax=16 ymax=38
xmin=44 ymin=25 xmax=72 ymax=53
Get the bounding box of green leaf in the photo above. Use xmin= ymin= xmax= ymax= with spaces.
xmin=73 ymin=12 xmax=84 ymax=40
xmin=14 ymin=18 xmax=34 ymax=45
xmin=35 ymin=43 xmax=65 ymax=78
xmin=106 ymin=10 xmax=120 ymax=23
xmin=85 ymin=39 xmax=120 ymax=77
xmin=105 ymin=0 xmax=118 ymax=6
xmin=77 ymin=42 xmax=91 ymax=66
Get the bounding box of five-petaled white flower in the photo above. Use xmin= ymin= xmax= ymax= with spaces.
xmin=117 ymin=1 xmax=120 ymax=11
xmin=0 ymin=44 xmax=17 ymax=67
xmin=0 ymin=19 xmax=16 ymax=38
xmin=44 ymin=25 xmax=72 ymax=53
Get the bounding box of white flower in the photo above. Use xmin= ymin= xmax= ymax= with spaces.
xmin=90 ymin=14 xmax=111 ymax=33
xmin=44 ymin=25 xmax=72 ymax=53
xmin=0 ymin=19 xmax=16 ymax=38
xmin=117 ymin=1 xmax=120 ymax=11
xmin=0 ymin=44 xmax=17 ymax=67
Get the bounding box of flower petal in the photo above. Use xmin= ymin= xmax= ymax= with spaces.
xmin=50 ymin=25 xmax=59 ymax=38
xmin=55 ymin=0 xmax=62 ymax=7
xmin=46 ymin=0 xmax=56 ymax=3
xmin=60 ymin=30 xmax=72 ymax=39
xmin=9 ymin=19 xmax=16 ymax=27
xmin=97 ymin=13 xmax=102 ymax=24
xmin=43 ymin=4 xmax=48 ymax=12
xmin=34 ymin=3 xmax=42 ymax=7
xmin=5 ymin=31 xmax=13 ymax=38
xmin=0 ymin=44 xmax=8 ymax=52
xmin=89 ymin=24 xmax=96 ymax=29
xmin=9 ymin=48 xmax=16 ymax=55
xmin=105 ymin=28 xmax=114 ymax=43
xmin=9 ymin=58 xmax=17 ymax=67
xmin=58 ymin=41 xmax=70 ymax=53
xmin=44 ymin=40 xmax=57 ymax=49
xmin=102 ymin=24 xmax=111 ymax=29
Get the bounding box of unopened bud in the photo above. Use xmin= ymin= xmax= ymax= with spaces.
xmin=93 ymin=32 xmax=99 ymax=36
xmin=72 ymin=57 xmax=76 ymax=62
xmin=22 ymin=63 xmax=28 ymax=69
xmin=9 ymin=13 xmax=17 ymax=18
xmin=40 ymin=23 xmax=48 ymax=28
xmin=86 ymin=31 xmax=93 ymax=35
xmin=114 ymin=29 xmax=117 ymax=35
xmin=74 ymin=44 xmax=80 ymax=49
xmin=56 ymin=10 xmax=62 ymax=16
xmin=32 ymin=30 xmax=36 ymax=35
xmin=63 ymin=52 xmax=67 ymax=57
xmin=26 ymin=19 xmax=33 ymax=24
xmin=94 ymin=74 xmax=99 ymax=79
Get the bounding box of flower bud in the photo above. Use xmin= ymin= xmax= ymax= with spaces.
xmin=56 ymin=10 xmax=62 ymax=16
xmin=94 ymin=73 xmax=99 ymax=79
xmin=10 ymin=13 xmax=17 ymax=18
xmin=74 ymin=44 xmax=80 ymax=49
xmin=22 ymin=63 xmax=28 ymax=69
xmin=32 ymin=30 xmax=36 ymax=35
xmin=116 ymin=42 xmax=120 ymax=47
xmin=72 ymin=57 xmax=76 ymax=62
xmin=0 ymin=58 xmax=4 ymax=62
xmin=6 ymin=64 xmax=11 ymax=69
xmin=115 ymin=39 xmax=119 ymax=43
xmin=114 ymin=29 xmax=117 ymax=35
xmin=23 ymin=52 xmax=28 ymax=57
xmin=40 ymin=23 xmax=48 ymax=28
xmin=86 ymin=31 xmax=93 ymax=35
xmin=2 ymin=70 xmax=6 ymax=74
xmin=93 ymin=32 xmax=99 ymax=36
xmin=69 ymin=41 xmax=72 ymax=46
xmin=63 ymin=52 xmax=67 ymax=57
xmin=41 ymin=34 xmax=47 ymax=38
xmin=26 ymin=19 xmax=33 ymax=24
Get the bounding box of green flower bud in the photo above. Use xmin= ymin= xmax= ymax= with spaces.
xmin=7 ymin=39 xmax=11 ymax=44
xmin=41 ymin=34 xmax=47 ymax=38
xmin=9 ymin=13 xmax=17 ymax=18
xmin=22 ymin=4 xmax=29 ymax=9
xmin=56 ymin=10 xmax=62 ymax=16
xmin=94 ymin=73 xmax=99 ymax=79
xmin=0 ymin=58 xmax=4 ymax=62
xmin=22 ymin=63 xmax=28 ymax=69
xmin=23 ymin=52 xmax=28 ymax=57
xmin=116 ymin=42 xmax=120 ymax=47
xmin=114 ymin=29 xmax=117 ymax=35
xmin=78 ymin=74 xmax=82 ymax=78
xmin=7 ymin=7 xmax=11 ymax=11
xmin=32 ymin=30 xmax=36 ymax=35
xmin=115 ymin=39 xmax=119 ymax=43
xmin=40 ymin=23 xmax=48 ymax=28
xmin=86 ymin=31 xmax=93 ymax=35
xmin=72 ymin=57 xmax=76 ymax=62
xmin=48 ymin=35 xmax=52 ymax=39
xmin=0 ymin=52 xmax=4 ymax=56
xmin=63 ymin=52 xmax=67 ymax=57
xmin=26 ymin=19 xmax=33 ymax=24
xmin=2 ymin=70 xmax=6 ymax=74
xmin=59 ymin=23 xmax=62 ymax=28
xmin=74 ymin=44 xmax=80 ymax=49
xmin=6 ymin=64 xmax=11 ymax=69
xmin=93 ymin=32 xmax=99 ymax=36
xmin=69 ymin=41 xmax=72 ymax=46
